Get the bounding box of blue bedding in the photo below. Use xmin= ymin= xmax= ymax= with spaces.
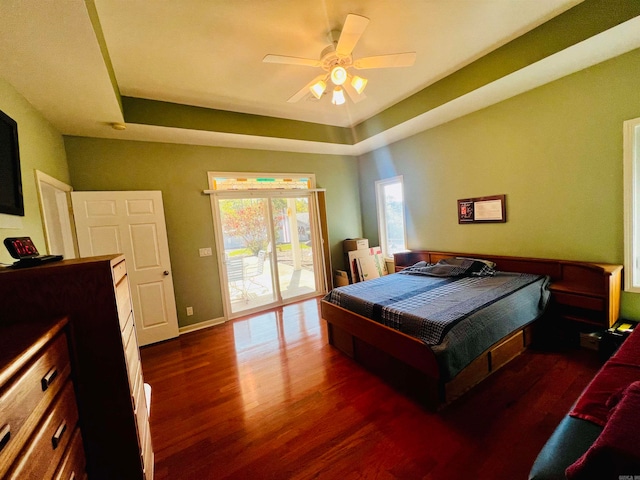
xmin=324 ymin=268 xmax=550 ymax=380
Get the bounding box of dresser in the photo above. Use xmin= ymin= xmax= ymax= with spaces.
xmin=0 ymin=316 xmax=86 ymax=479
xmin=0 ymin=255 xmax=153 ymax=479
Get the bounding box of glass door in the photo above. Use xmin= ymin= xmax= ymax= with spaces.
xmin=219 ymin=197 xmax=276 ymax=314
xmin=271 ymin=196 xmax=317 ymax=301
xmin=216 ymin=192 xmax=321 ymax=317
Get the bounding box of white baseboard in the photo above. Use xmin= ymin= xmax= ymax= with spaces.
xmin=179 ymin=316 xmax=226 ymax=335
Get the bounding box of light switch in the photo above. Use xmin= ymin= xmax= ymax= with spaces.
xmin=199 ymin=247 xmax=212 ymax=257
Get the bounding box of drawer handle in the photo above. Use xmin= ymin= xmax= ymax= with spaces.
xmin=52 ymin=420 xmax=67 ymax=449
xmin=41 ymin=367 xmax=59 ymax=391
xmin=0 ymin=424 xmax=10 ymax=453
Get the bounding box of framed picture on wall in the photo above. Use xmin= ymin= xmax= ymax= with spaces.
xmin=458 ymin=194 xmax=506 ymax=223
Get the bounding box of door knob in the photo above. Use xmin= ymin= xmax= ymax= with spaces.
xmin=163 ymin=270 xmax=170 ymax=276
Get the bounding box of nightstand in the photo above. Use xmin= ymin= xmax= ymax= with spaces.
xmin=599 ymin=318 xmax=638 ymax=360
xmin=547 ymin=262 xmax=622 ymax=329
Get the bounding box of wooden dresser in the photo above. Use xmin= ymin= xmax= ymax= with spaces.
xmin=0 ymin=255 xmax=153 ymax=479
xmin=0 ymin=316 xmax=86 ymax=479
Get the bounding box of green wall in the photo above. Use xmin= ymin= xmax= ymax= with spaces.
xmin=358 ymin=47 xmax=640 ymax=320
xmin=5 ymin=31 xmax=640 ymax=328
xmin=64 ymin=138 xmax=361 ymax=327
xmin=0 ymin=78 xmax=70 ymax=265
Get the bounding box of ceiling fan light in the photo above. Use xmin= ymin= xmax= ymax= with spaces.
xmin=351 ymin=75 xmax=368 ymax=94
xmin=309 ymin=80 xmax=326 ymax=99
xmin=332 ymin=86 xmax=346 ymax=105
xmin=330 ymin=66 xmax=347 ymax=86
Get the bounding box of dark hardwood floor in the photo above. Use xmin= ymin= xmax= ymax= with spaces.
xmin=140 ymin=298 xmax=601 ymax=480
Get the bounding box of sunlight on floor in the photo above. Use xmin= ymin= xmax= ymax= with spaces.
xmin=231 ymin=299 xmax=327 ymax=417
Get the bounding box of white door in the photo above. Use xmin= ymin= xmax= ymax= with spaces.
xmin=71 ymin=190 xmax=179 ymax=346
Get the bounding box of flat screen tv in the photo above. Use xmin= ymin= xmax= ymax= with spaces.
xmin=0 ymin=109 xmax=24 ymax=216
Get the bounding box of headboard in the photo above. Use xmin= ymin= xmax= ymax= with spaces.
xmin=393 ymin=250 xmax=623 ymax=329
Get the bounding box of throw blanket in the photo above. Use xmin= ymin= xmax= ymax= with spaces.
xmin=566 ymin=381 xmax=640 ymax=479
xmin=325 ymin=271 xmax=545 ymax=346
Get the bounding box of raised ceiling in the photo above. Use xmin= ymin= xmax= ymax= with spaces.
xmin=1 ymin=0 xmax=639 ymax=155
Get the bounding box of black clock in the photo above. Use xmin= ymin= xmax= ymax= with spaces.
xmin=4 ymin=237 xmax=40 ymax=259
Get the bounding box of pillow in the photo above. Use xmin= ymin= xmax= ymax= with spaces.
xmin=456 ymin=257 xmax=496 ymax=275
xmin=566 ymin=381 xmax=640 ymax=479
xmin=456 ymin=257 xmax=496 ymax=269
xmin=399 ymin=257 xmax=496 ymax=277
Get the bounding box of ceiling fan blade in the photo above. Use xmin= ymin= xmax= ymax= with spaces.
xmin=343 ymin=81 xmax=367 ymax=104
xmin=353 ymin=52 xmax=416 ymax=69
xmin=263 ymin=54 xmax=321 ymax=68
xmin=335 ymin=14 xmax=370 ymax=56
xmin=287 ymin=74 xmax=328 ymax=103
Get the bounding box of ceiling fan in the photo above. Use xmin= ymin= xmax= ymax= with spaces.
xmin=263 ymin=13 xmax=416 ymax=105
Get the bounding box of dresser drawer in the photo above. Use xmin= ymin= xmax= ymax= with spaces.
xmin=554 ymin=291 xmax=604 ymax=311
xmin=7 ymin=380 xmax=79 ymax=479
xmin=123 ymin=309 xmax=135 ymax=350
xmin=116 ymin=275 xmax=133 ymax=331
xmin=113 ymin=259 xmax=127 ymax=285
xmin=133 ymin=373 xmax=149 ymax=450
xmin=124 ymin=318 xmax=141 ymax=387
xmin=0 ymin=333 xmax=70 ymax=473
xmin=133 ymin=379 xmax=153 ymax=480
xmin=53 ymin=425 xmax=86 ymax=480
xmin=142 ymin=424 xmax=154 ymax=480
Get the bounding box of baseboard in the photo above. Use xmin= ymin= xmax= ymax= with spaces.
xmin=179 ymin=316 xmax=226 ymax=335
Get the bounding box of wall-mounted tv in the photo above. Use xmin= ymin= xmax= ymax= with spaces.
xmin=0 ymin=109 xmax=24 ymax=216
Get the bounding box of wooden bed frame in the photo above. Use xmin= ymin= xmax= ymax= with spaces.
xmin=321 ymin=250 xmax=622 ymax=410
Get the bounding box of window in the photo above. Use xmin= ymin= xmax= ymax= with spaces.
xmin=624 ymin=117 xmax=640 ymax=292
xmin=375 ymin=176 xmax=407 ymax=258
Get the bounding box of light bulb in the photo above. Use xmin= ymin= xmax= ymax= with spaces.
xmin=351 ymin=75 xmax=368 ymax=94
xmin=330 ymin=66 xmax=347 ymax=86
xmin=309 ymin=80 xmax=326 ymax=99
xmin=332 ymin=86 xmax=345 ymax=105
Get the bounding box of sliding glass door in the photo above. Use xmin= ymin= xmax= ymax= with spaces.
xmin=213 ymin=184 xmax=322 ymax=318
xmin=219 ymin=197 xmax=276 ymax=312
xmin=271 ymin=196 xmax=317 ymax=301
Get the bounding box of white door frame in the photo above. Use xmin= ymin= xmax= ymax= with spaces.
xmin=35 ymin=170 xmax=78 ymax=258
xmin=209 ymin=190 xmax=325 ymax=320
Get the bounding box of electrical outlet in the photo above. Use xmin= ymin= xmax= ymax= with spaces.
xmin=186 ymin=306 xmax=193 ymax=316
xmin=199 ymin=247 xmax=212 ymax=257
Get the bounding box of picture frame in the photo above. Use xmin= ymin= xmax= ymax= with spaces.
xmin=458 ymin=194 xmax=506 ymax=224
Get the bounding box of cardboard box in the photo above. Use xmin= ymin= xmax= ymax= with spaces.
xmin=343 ymin=238 xmax=369 ymax=253
xmin=334 ymin=270 xmax=349 ymax=287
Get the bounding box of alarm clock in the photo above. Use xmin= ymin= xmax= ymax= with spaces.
xmin=4 ymin=237 xmax=39 ymax=259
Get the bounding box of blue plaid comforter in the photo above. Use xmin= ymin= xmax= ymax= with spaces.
xmin=324 ymin=271 xmax=547 ymax=346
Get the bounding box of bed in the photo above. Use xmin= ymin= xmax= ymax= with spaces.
xmin=321 ymin=250 xmax=622 ymax=410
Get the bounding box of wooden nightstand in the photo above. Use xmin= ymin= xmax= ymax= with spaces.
xmin=547 ymin=262 xmax=622 ymax=329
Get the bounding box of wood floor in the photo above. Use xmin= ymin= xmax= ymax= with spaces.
xmin=140 ymin=298 xmax=602 ymax=480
